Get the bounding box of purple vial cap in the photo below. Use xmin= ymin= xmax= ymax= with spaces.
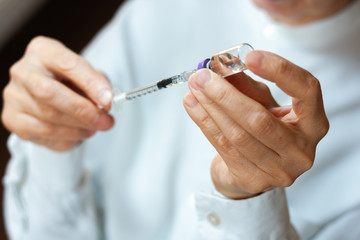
xmin=197 ymin=58 xmax=210 ymax=70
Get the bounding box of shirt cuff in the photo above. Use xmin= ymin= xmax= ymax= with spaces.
xmin=194 ymin=188 xmax=299 ymax=240
xmin=8 ymin=134 xmax=86 ymax=194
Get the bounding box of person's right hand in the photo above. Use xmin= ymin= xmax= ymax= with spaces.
xmin=1 ymin=36 xmax=114 ymax=151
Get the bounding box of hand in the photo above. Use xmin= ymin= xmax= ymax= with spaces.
xmin=1 ymin=36 xmax=114 ymax=151
xmin=183 ymin=50 xmax=329 ymax=199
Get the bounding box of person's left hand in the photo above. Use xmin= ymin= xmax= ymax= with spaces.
xmin=183 ymin=50 xmax=329 ymax=199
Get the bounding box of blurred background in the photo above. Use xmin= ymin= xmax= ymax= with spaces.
xmin=0 ymin=0 xmax=124 ymax=238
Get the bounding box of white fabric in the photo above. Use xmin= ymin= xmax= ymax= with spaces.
xmin=3 ymin=0 xmax=360 ymax=239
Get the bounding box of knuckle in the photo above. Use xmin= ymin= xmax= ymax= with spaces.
xmin=198 ymin=113 xmax=213 ymax=128
xmin=82 ymin=75 xmax=101 ymax=94
xmin=214 ymin=85 xmax=231 ymax=105
xmin=72 ymin=102 xmax=95 ymax=122
xmin=229 ymin=128 xmax=251 ymax=147
xmin=27 ymin=36 xmax=61 ymax=53
xmin=305 ymin=74 xmax=321 ymax=96
xmin=276 ymin=171 xmax=296 ymax=188
xmin=40 ymin=105 xmax=61 ymax=120
xmin=9 ymin=63 xmax=20 ymax=78
xmin=9 ymin=61 xmax=27 ymax=81
xmin=276 ymin=59 xmax=291 ymax=76
xmin=32 ymin=78 xmax=55 ymax=101
xmin=55 ymin=50 xmax=82 ymax=72
xmin=318 ymin=118 xmax=330 ymax=138
xmin=2 ymin=85 xmax=12 ymax=101
xmin=294 ymin=149 xmax=314 ymax=173
xmin=216 ymin=134 xmax=233 ymax=153
xmin=301 ymin=156 xmax=314 ymax=172
xmin=37 ymin=124 xmax=55 ymax=138
xmin=27 ymin=36 xmax=50 ymax=52
xmin=289 ymin=138 xmax=316 ymax=172
xmin=249 ymin=111 xmax=275 ymax=135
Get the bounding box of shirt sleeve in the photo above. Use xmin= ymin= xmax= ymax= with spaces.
xmin=3 ymin=134 xmax=99 ymax=240
xmin=194 ymin=188 xmax=299 ymax=240
xmin=312 ymin=204 xmax=360 ymax=240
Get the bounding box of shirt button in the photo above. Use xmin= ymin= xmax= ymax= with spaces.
xmin=207 ymin=212 xmax=221 ymax=226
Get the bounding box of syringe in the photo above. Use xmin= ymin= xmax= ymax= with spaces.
xmin=112 ymin=69 xmax=197 ymax=111
xmin=112 ymin=43 xmax=254 ymax=111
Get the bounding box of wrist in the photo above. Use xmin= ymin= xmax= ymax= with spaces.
xmin=213 ymin=184 xmax=261 ymax=200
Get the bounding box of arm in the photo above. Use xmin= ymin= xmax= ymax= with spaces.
xmin=1 ymin=36 xmax=114 ymax=239
xmin=3 ymin=135 xmax=99 ymax=240
xmin=1 ymin=2 xmax=141 ymax=237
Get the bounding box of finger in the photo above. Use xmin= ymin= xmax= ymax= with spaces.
xmin=226 ymin=72 xmax=279 ymax=109
xmin=14 ymin=112 xmax=96 ymax=141
xmin=206 ymin=53 xmax=279 ymax=108
xmin=30 ymin=100 xmax=98 ymax=130
xmin=210 ymin=53 xmax=278 ymax=109
xmin=22 ymin=72 xmax=114 ymax=130
xmin=269 ymin=105 xmax=292 ymax=119
xmin=184 ymin=93 xmax=281 ymax=192
xmin=27 ymin=36 xmax=112 ymax=109
xmin=188 ymin=69 xmax=296 ymax=154
xmin=6 ymin=85 xmax=98 ymax=130
xmin=186 ymin=82 xmax=286 ymax=179
xmin=245 ymin=51 xmax=325 ymax=118
xmin=189 ymin=70 xmax=315 ymax=175
xmin=12 ymin=89 xmax=102 ymax=130
xmin=183 ymin=92 xmax=270 ymax=178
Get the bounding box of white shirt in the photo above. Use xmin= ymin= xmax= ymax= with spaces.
xmin=3 ymin=0 xmax=360 ymax=239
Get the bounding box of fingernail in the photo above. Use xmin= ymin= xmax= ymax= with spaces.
xmin=189 ymin=69 xmax=211 ymax=90
xmin=98 ymin=89 xmax=112 ymax=106
xmin=184 ymin=92 xmax=198 ymax=108
xmin=245 ymin=51 xmax=265 ymax=69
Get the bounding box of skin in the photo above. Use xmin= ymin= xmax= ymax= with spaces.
xmin=253 ymin=0 xmax=355 ymax=25
xmin=184 ymin=52 xmax=328 ymax=199
xmin=1 ymin=0 xmax=350 ymax=197
xmin=1 ymin=37 xmax=114 ymax=151
xmin=181 ymin=0 xmax=350 ymax=199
